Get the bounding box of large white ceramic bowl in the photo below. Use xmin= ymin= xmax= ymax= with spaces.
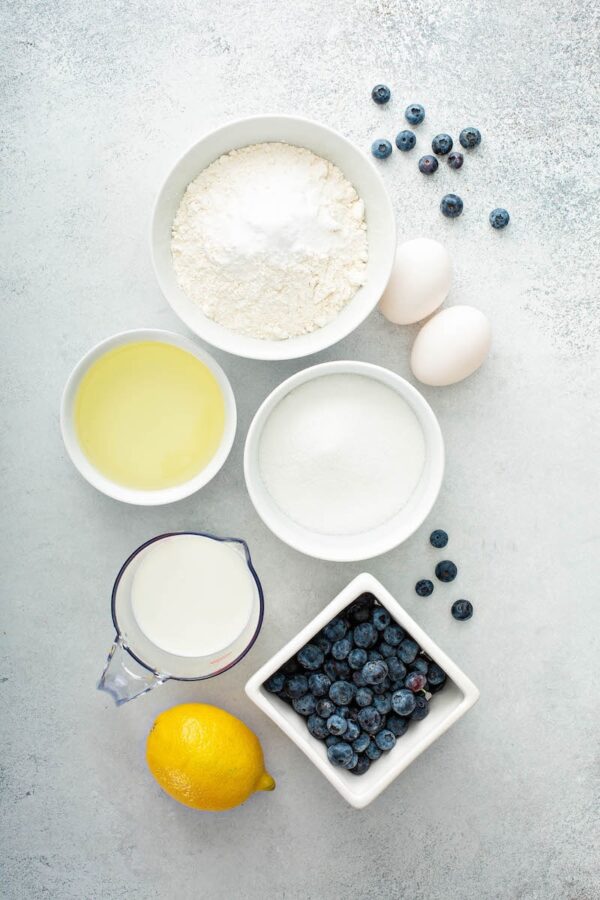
xmin=151 ymin=116 xmax=396 ymax=360
xmin=244 ymin=360 xmax=444 ymax=561
xmin=60 ymin=329 xmax=237 ymax=505
xmin=246 ymin=573 xmax=480 ymax=809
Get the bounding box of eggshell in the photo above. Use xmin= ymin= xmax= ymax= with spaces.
xmin=411 ymin=305 xmax=491 ymax=386
xmin=379 ymin=238 xmax=452 ymax=325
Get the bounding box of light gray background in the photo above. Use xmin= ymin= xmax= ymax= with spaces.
xmin=2 ymin=1 xmax=599 ymax=898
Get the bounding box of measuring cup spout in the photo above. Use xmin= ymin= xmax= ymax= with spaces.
xmin=98 ymin=637 xmax=166 ymax=705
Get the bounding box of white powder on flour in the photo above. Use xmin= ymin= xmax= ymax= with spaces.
xmin=258 ymin=375 xmax=426 ymax=535
xmin=171 ymin=142 xmax=368 ymax=340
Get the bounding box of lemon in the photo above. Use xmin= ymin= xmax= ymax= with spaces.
xmin=146 ymin=703 xmax=275 ymax=811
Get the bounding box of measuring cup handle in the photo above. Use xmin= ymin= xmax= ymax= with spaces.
xmin=97 ymin=637 xmax=167 ymax=705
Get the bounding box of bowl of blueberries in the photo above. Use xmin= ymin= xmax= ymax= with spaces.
xmin=245 ymin=573 xmax=479 ymax=808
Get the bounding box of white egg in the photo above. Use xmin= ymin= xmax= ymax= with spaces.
xmin=379 ymin=238 xmax=452 ymax=325
xmin=411 ymin=305 xmax=491 ymax=386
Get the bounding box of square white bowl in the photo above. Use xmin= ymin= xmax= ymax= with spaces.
xmin=245 ymin=573 xmax=479 ymax=809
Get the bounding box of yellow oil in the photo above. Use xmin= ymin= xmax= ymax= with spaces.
xmin=74 ymin=341 xmax=226 ymax=490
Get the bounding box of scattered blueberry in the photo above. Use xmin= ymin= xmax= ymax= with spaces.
xmin=387 ymin=657 xmax=407 ymax=682
xmin=391 ymin=689 xmax=417 ymax=717
xmin=418 ymin=154 xmax=439 ymax=175
xmin=395 ymin=130 xmax=416 ymax=151
xmin=430 ymin=529 xmax=448 ymax=548
xmin=405 ymin=103 xmax=425 ymax=125
xmin=416 ymin=579 xmax=434 ymax=597
xmin=357 ymin=706 xmax=383 ymax=734
xmin=348 ymin=593 xmax=375 ymax=623
xmin=374 ymin=693 xmax=392 ymax=715
xmin=356 ymin=687 xmax=374 ymax=708
xmin=459 ymin=126 xmax=481 ymax=149
xmin=316 ymin=698 xmax=335 ymax=718
xmin=405 ymin=671 xmax=428 ymax=692
xmin=264 ymin=672 xmax=285 ymax=693
xmin=411 ymin=658 xmax=429 ymax=676
xmin=327 ymin=714 xmax=348 ymax=736
xmin=350 ymin=754 xmax=371 ymax=775
xmin=366 ymin=740 xmax=383 ymax=760
xmin=427 ymin=662 xmax=447 ymax=685
xmin=432 ymin=133 xmax=453 ymax=155
xmin=352 ymin=732 xmax=371 ymax=753
xmin=327 ymin=742 xmax=354 ymax=767
xmin=375 ymin=729 xmax=396 ymax=751
xmin=436 ymin=560 xmax=458 ymax=582
xmin=331 ymin=638 xmax=352 ymax=660
xmin=354 ymin=623 xmax=378 ymax=649
xmin=451 ymin=599 xmax=474 ymax=620
xmin=440 ymin=194 xmax=464 ymax=218
xmin=371 ymin=139 xmax=393 ymax=160
xmin=490 ymin=208 xmax=510 ymax=229
xmin=362 ymin=660 xmax=389 ymax=685
xmin=371 ymin=84 xmax=391 ymax=105
xmin=387 ymin=714 xmax=410 ymax=738
xmin=372 ymin=607 xmax=391 ymax=631
xmin=410 ymin=695 xmax=430 ymax=721
xmin=398 ymin=639 xmax=419 ymax=664
xmin=323 ymin=618 xmax=347 ymax=642
xmin=297 ymin=644 xmax=324 ymax=670
xmin=292 ymin=694 xmax=318 ymax=716
xmin=308 ymin=673 xmax=331 ymax=698
xmin=383 ymin=624 xmax=404 ymax=646
xmin=307 ymin=714 xmax=329 ymax=739
xmin=348 ymin=647 xmax=368 ymax=670
xmin=447 ymin=151 xmax=464 ymax=170
xmin=329 ymin=680 xmax=355 ymax=706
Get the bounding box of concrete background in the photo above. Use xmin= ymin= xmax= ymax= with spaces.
xmin=1 ymin=1 xmax=599 ymax=898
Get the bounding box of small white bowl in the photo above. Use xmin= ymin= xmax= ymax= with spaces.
xmin=244 ymin=360 xmax=444 ymax=561
xmin=60 ymin=329 xmax=237 ymax=505
xmin=246 ymin=573 xmax=479 ymax=809
xmin=151 ymin=115 xmax=396 ymax=361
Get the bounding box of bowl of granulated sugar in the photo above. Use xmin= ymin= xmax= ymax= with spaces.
xmin=244 ymin=360 xmax=444 ymax=560
xmin=151 ymin=116 xmax=396 ymax=361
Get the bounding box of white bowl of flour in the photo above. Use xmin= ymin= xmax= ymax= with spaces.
xmin=151 ymin=116 xmax=396 ymax=360
xmin=244 ymin=361 xmax=444 ymax=561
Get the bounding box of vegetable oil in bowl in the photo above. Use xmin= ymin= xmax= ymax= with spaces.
xmin=74 ymin=341 xmax=225 ymax=490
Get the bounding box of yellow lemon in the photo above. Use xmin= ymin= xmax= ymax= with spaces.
xmin=146 ymin=703 xmax=275 ymax=811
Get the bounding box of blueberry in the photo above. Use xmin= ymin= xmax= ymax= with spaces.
xmin=344 ymin=752 xmax=359 ymax=771
xmin=416 ymin=579 xmax=434 ymax=597
xmin=405 ymin=671 xmax=428 ymax=692
xmin=348 ymin=648 xmax=368 ymax=670
xmin=335 ymin=706 xmax=350 ymax=718
xmin=348 ymin=593 xmax=375 ymax=623
xmin=362 ymin=660 xmax=388 ymax=685
xmin=410 ymin=695 xmax=430 ymax=721
xmin=356 ymin=687 xmax=374 ymax=707
xmin=297 ymin=644 xmax=324 ymax=670
xmin=308 ymin=673 xmax=331 ymax=698
xmin=405 ymin=104 xmax=425 ymax=125
xmin=285 ymin=674 xmax=308 ymax=699
xmin=387 ymin=714 xmax=410 ymax=738
xmin=395 ymin=130 xmax=416 ymax=151
xmin=387 ymin=657 xmax=407 ymax=682
xmin=447 ymin=151 xmax=464 ymax=170
xmin=327 ymin=714 xmax=348 ymax=736
xmin=430 ymin=529 xmax=448 ymax=548
xmin=307 ymin=714 xmax=329 ymax=740
xmin=490 ymin=208 xmax=510 ymax=229
xmin=391 ymin=688 xmax=417 ymax=716
xmin=436 ymin=560 xmax=458 ymax=582
xmin=459 ymin=126 xmax=481 ymax=149
xmin=323 ymin=617 xmax=348 ymax=642
xmin=366 ymin=740 xmax=383 ymax=760
xmin=371 ymin=84 xmax=391 ymax=105
xmin=357 ymin=706 xmax=383 ymax=734
xmin=323 ymin=659 xmax=338 ymax=681
xmin=354 ymin=623 xmax=378 ymax=648
xmin=292 ymin=694 xmax=317 ymax=716
xmin=281 ymin=658 xmax=299 ymax=675
xmin=383 ymin=624 xmax=404 ymax=647
xmin=345 ymin=720 xmax=360 ymax=742
xmin=329 ymin=680 xmax=355 ymax=706
xmin=432 ymin=133 xmax=453 ymax=155
xmin=398 ymin=639 xmax=419 ymax=664
xmin=440 ymin=194 xmax=464 ymax=218
xmin=352 ymin=732 xmax=371 ymax=753
xmin=372 ymin=607 xmax=390 ymax=631
xmin=313 ymin=634 xmax=331 ymax=655
xmin=429 ymin=680 xmax=446 ymax=694
xmin=374 ymin=693 xmax=392 ymax=715
xmin=350 ymin=754 xmax=371 ymax=775
xmin=325 ymin=735 xmax=341 ymax=748
xmin=316 ymin=698 xmax=335 ymax=718
xmin=367 ymin=650 xmax=383 ymax=662
xmin=451 ymin=599 xmax=473 ymax=620
xmin=327 ymin=742 xmax=354 ymax=767
xmin=378 ymin=641 xmax=396 ymax=658
xmin=277 ymin=691 xmax=292 ymax=704
xmin=331 ymin=638 xmax=352 ymax=660
xmin=427 ymin=662 xmax=447 ymax=685
xmin=333 ymin=662 xmax=351 ymax=683
xmin=411 ymin=658 xmax=429 ymax=676
xmin=352 ymin=670 xmax=367 ymax=687
xmin=418 ymin=154 xmax=438 ymax=175
xmin=264 ymin=672 xmax=285 ymax=693
xmin=371 ymin=139 xmax=393 ymax=160
xmin=371 ymin=677 xmax=391 ymax=695
xmin=375 ymin=729 xmax=396 ymax=751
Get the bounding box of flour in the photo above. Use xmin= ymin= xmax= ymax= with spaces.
xmin=171 ymin=142 xmax=368 ymax=340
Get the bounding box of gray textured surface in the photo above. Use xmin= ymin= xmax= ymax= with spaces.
xmin=1 ymin=1 xmax=599 ymax=898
